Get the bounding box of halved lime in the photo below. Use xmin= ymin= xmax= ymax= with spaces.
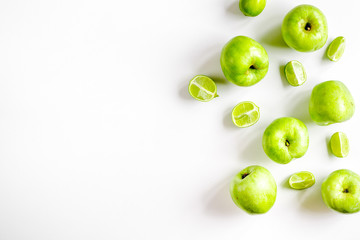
xmin=188 ymin=75 xmax=218 ymax=102
xmin=327 ymin=37 xmax=345 ymax=62
xmin=284 ymin=60 xmax=307 ymax=86
xmin=288 ymin=171 xmax=315 ymax=190
xmin=231 ymin=101 xmax=260 ymax=128
xmin=330 ymin=132 xmax=349 ymax=158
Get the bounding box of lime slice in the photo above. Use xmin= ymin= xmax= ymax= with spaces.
xmin=289 ymin=171 xmax=315 ymax=190
xmin=284 ymin=60 xmax=307 ymax=86
xmin=327 ymin=37 xmax=345 ymax=62
xmin=231 ymin=101 xmax=260 ymax=128
xmin=188 ymin=75 xmax=218 ymax=102
xmin=330 ymin=132 xmax=349 ymax=158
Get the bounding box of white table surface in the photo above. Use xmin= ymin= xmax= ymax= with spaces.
xmin=0 ymin=0 xmax=359 ymax=239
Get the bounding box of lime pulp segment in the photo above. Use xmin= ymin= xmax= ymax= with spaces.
xmin=231 ymin=101 xmax=260 ymax=128
xmin=330 ymin=132 xmax=349 ymax=158
xmin=289 ymin=171 xmax=315 ymax=190
xmin=188 ymin=75 xmax=218 ymax=102
xmin=284 ymin=60 xmax=307 ymax=86
xmin=327 ymin=36 xmax=345 ymax=62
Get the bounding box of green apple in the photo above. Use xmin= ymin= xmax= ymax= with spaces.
xmin=230 ymin=165 xmax=277 ymax=214
xmin=220 ymin=36 xmax=269 ymax=86
xmin=322 ymin=169 xmax=360 ymax=213
xmin=263 ymin=117 xmax=309 ymax=164
xmin=309 ymin=81 xmax=355 ymax=126
xmin=239 ymin=0 xmax=266 ymax=17
xmin=282 ymin=4 xmax=328 ymax=52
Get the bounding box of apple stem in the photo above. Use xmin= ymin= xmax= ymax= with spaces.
xmin=242 ymin=173 xmax=249 ymax=179
xmin=305 ymin=23 xmax=311 ymax=31
xmin=343 ymin=189 xmax=349 ymax=193
xmin=285 ymin=140 xmax=290 ymax=147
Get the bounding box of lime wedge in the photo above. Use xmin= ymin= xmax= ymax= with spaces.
xmin=330 ymin=132 xmax=349 ymax=158
xmin=289 ymin=171 xmax=315 ymax=190
xmin=284 ymin=60 xmax=307 ymax=86
xmin=231 ymin=101 xmax=260 ymax=128
xmin=327 ymin=37 xmax=345 ymax=62
xmin=188 ymin=75 xmax=218 ymax=102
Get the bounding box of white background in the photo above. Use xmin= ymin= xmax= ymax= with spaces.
xmin=0 ymin=0 xmax=359 ymax=239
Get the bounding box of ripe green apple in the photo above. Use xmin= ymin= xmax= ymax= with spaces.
xmin=263 ymin=117 xmax=309 ymax=164
xmin=309 ymin=81 xmax=355 ymax=126
xmin=239 ymin=0 xmax=266 ymax=17
xmin=230 ymin=165 xmax=277 ymax=214
xmin=282 ymin=4 xmax=328 ymax=52
xmin=322 ymin=169 xmax=360 ymax=213
xmin=220 ymin=36 xmax=269 ymax=86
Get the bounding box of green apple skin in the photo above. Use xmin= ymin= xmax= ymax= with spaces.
xmin=220 ymin=36 xmax=269 ymax=86
xmin=239 ymin=0 xmax=266 ymax=17
xmin=282 ymin=4 xmax=328 ymax=52
xmin=309 ymin=81 xmax=355 ymax=126
xmin=262 ymin=117 xmax=309 ymax=164
xmin=230 ymin=165 xmax=277 ymax=214
xmin=322 ymin=169 xmax=360 ymax=213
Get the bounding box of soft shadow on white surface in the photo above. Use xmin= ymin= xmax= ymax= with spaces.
xmin=286 ymin=90 xmax=312 ymax=124
xmin=279 ymin=65 xmax=289 ymax=88
xmin=322 ymin=49 xmax=329 ymax=62
xmin=325 ymin=135 xmax=333 ymax=158
xmin=177 ymin=49 xmax=226 ymax=101
xmin=260 ymin=23 xmax=288 ymax=48
xmin=322 ymin=42 xmax=331 ymax=61
xmin=226 ymin=1 xmax=249 ymax=20
xmin=203 ymin=174 xmax=242 ymax=217
xmin=223 ymin=106 xmax=238 ymax=130
xmin=197 ymin=50 xmax=227 ymax=84
xmin=226 ymin=2 xmax=239 ymax=17
xmin=300 ymin=179 xmax=330 ymax=214
xmin=178 ymin=80 xmax=194 ymax=101
xmin=282 ymin=176 xmax=330 ymax=214
xmin=318 ymin=47 xmax=333 ymax=68
xmin=281 ymin=175 xmax=290 ymax=189
xmin=240 ymin=131 xmax=269 ymax=165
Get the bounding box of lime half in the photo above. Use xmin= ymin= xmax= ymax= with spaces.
xmin=330 ymin=132 xmax=349 ymax=158
xmin=188 ymin=75 xmax=218 ymax=102
xmin=284 ymin=60 xmax=307 ymax=86
xmin=289 ymin=171 xmax=315 ymax=190
xmin=231 ymin=101 xmax=260 ymax=128
xmin=327 ymin=37 xmax=345 ymax=62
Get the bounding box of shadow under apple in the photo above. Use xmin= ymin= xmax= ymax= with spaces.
xmin=203 ymin=174 xmax=241 ymax=217
xmin=286 ymin=90 xmax=313 ymax=125
xmin=240 ymin=129 xmax=270 ymax=166
xmin=196 ymin=50 xmax=228 ymax=86
xmin=300 ymin=179 xmax=330 ymax=213
xmin=260 ymin=23 xmax=288 ymax=48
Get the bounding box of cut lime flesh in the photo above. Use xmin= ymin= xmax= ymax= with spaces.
xmin=330 ymin=132 xmax=349 ymax=158
xmin=327 ymin=37 xmax=345 ymax=62
xmin=188 ymin=75 xmax=218 ymax=102
xmin=284 ymin=60 xmax=307 ymax=86
xmin=289 ymin=171 xmax=315 ymax=190
xmin=231 ymin=101 xmax=260 ymax=128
